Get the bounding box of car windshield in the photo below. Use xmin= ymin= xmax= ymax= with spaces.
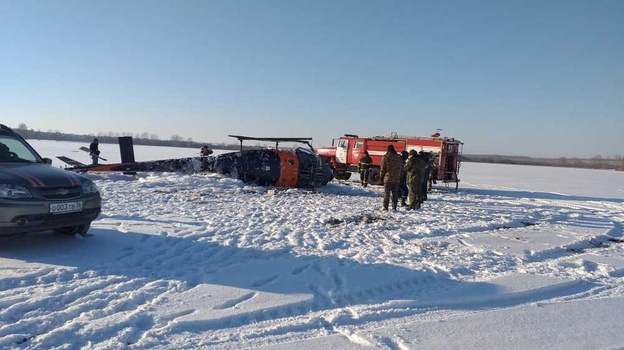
xmin=0 ymin=135 xmax=42 ymax=163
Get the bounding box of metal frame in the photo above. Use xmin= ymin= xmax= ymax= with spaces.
xmin=228 ymin=135 xmax=315 ymax=153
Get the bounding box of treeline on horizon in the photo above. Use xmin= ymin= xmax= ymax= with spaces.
xmin=12 ymin=125 xmax=246 ymax=151
xmin=10 ymin=125 xmax=623 ymax=171
xmin=463 ymin=154 xmax=624 ymax=171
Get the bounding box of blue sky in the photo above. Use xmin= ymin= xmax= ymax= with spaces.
xmin=1 ymin=0 xmax=622 ymax=157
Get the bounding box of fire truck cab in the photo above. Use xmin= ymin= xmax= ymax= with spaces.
xmin=317 ymin=133 xmax=463 ymax=189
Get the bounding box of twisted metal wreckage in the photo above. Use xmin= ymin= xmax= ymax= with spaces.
xmin=57 ymin=135 xmax=334 ymax=189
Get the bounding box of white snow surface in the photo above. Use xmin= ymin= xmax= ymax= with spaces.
xmin=1 ymin=140 xmax=624 ymax=349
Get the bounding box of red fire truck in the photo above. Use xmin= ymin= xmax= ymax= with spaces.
xmin=316 ymin=132 xmax=464 ymax=189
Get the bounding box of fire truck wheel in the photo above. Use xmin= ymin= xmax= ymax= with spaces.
xmin=368 ymin=168 xmax=382 ymax=186
xmin=334 ymin=171 xmax=351 ymax=181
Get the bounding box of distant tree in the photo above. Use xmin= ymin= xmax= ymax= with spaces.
xmin=616 ymin=155 xmax=624 ymax=171
xmin=590 ymin=155 xmax=606 ymax=169
xmin=569 ymin=158 xmax=581 ymax=167
xmin=186 ymin=137 xmax=193 ymax=142
xmin=150 ymin=133 xmax=160 ymax=140
xmin=141 ymin=132 xmax=150 ymax=139
xmin=170 ymin=135 xmax=183 ymax=142
xmin=14 ymin=124 xmax=30 ymax=138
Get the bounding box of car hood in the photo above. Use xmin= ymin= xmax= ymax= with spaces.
xmin=0 ymin=163 xmax=86 ymax=188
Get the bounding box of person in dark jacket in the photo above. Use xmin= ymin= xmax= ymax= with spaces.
xmin=428 ymin=156 xmax=438 ymax=191
xmin=358 ymin=151 xmax=373 ymax=187
xmin=404 ymin=149 xmax=426 ymax=210
xmin=200 ymin=146 xmax=213 ymax=156
xmin=89 ymin=138 xmax=100 ymax=165
xmin=398 ymin=150 xmax=409 ymax=206
xmin=421 ymin=152 xmax=432 ymax=201
xmin=379 ymin=144 xmax=403 ymax=211
xmin=0 ymin=142 xmax=12 ymax=161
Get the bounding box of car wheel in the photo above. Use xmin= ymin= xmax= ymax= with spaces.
xmin=54 ymin=223 xmax=91 ymax=236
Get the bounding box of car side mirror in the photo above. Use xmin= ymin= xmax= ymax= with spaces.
xmin=43 ymin=158 xmax=52 ymax=165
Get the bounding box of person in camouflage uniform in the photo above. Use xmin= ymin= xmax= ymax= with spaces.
xmin=404 ymin=149 xmax=426 ymax=210
xmin=200 ymin=145 xmax=214 ymax=156
xmin=397 ymin=150 xmax=409 ymax=206
xmin=379 ymin=144 xmax=404 ymax=211
xmin=358 ymin=150 xmax=373 ymax=187
xmin=428 ymin=155 xmax=438 ymax=191
xmin=420 ymin=151 xmax=432 ymax=201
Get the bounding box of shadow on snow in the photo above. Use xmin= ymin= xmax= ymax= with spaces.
xmin=459 ymin=187 xmax=624 ymax=204
xmin=0 ymin=229 xmax=596 ymax=332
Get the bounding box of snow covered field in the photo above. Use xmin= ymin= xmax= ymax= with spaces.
xmin=2 ymin=140 xmax=624 ymax=349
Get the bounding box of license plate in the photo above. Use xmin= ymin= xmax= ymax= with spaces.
xmin=49 ymin=202 xmax=83 ymax=214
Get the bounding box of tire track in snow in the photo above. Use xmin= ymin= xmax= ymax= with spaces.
xmin=3 ymin=173 xmax=622 ymax=348
xmin=0 ymin=273 xmax=176 ymax=348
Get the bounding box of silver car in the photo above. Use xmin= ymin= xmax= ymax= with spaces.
xmin=0 ymin=124 xmax=101 ymax=236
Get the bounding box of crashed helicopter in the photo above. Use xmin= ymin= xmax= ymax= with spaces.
xmin=57 ymin=135 xmax=334 ymax=189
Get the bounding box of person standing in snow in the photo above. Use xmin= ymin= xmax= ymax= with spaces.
xmin=428 ymin=155 xmax=438 ymax=191
xmin=421 ymin=151 xmax=432 ymax=201
xmin=379 ymin=144 xmax=403 ymax=211
xmin=404 ymin=149 xmax=426 ymax=210
xmin=89 ymin=138 xmax=100 ymax=165
xmin=397 ymin=150 xmax=409 ymax=207
xmin=358 ymin=150 xmax=373 ymax=187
